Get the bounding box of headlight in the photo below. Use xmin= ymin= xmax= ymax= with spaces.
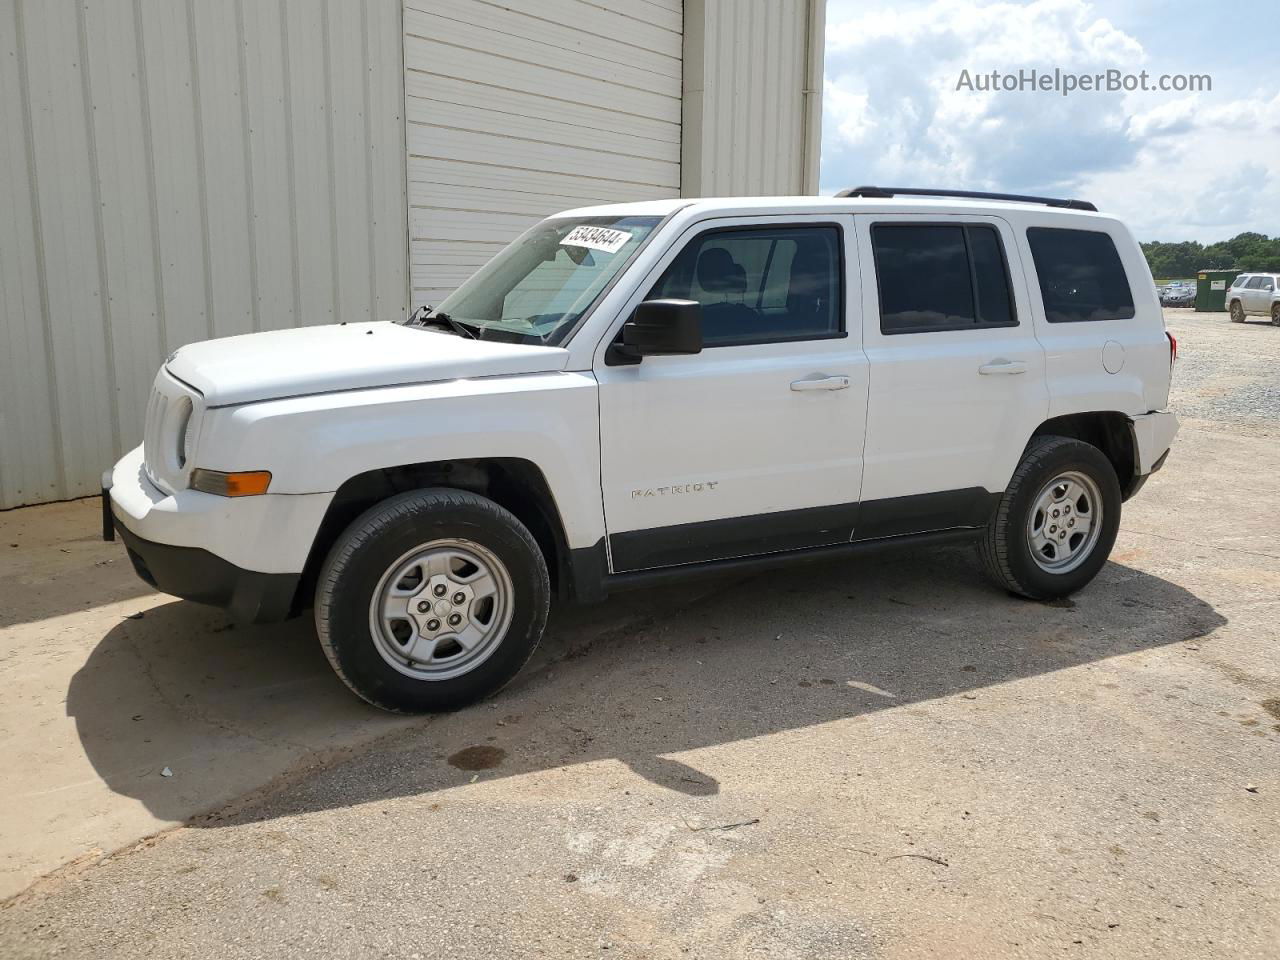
xmin=190 ymin=469 xmax=272 ymax=497
xmin=181 ymin=407 xmax=198 ymax=468
xmin=171 ymin=395 xmax=194 ymax=470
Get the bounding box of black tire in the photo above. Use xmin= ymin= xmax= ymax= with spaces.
xmin=1271 ymin=303 xmax=1279 ymax=326
xmin=1229 ymin=300 xmax=1245 ymax=322
xmin=980 ymin=436 xmax=1122 ymax=600
xmin=315 ymin=488 xmax=549 ymax=713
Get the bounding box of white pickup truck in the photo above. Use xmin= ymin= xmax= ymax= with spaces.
xmin=105 ymin=188 xmax=1178 ymax=712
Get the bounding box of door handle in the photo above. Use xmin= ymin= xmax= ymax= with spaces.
xmin=791 ymin=375 xmax=851 ymax=392
xmin=978 ymin=359 xmax=1028 ymax=376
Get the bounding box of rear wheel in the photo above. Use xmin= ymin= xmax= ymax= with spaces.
xmin=315 ymin=488 xmax=549 ymax=713
xmin=980 ymin=436 xmax=1121 ymax=600
xmin=1230 ymin=300 xmax=1245 ymax=322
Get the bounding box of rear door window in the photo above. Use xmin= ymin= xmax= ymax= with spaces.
xmin=1026 ymin=227 xmax=1135 ymax=323
xmin=871 ymin=224 xmax=1017 ymax=334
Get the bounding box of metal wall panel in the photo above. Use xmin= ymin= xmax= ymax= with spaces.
xmin=403 ymin=0 xmax=684 ymax=308
xmin=681 ymin=0 xmax=825 ymax=198
xmin=0 ymin=0 xmax=408 ymax=509
xmin=2 ymin=0 xmax=825 ymax=508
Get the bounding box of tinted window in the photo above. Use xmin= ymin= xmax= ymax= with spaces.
xmin=1246 ymin=276 xmax=1266 ymax=289
xmin=649 ymin=226 xmax=841 ymax=346
xmin=969 ymin=226 xmax=1015 ymax=327
xmin=1232 ymin=275 xmax=1250 ymax=288
xmin=872 ymin=224 xmax=1016 ymax=333
xmin=1027 ymin=227 xmax=1135 ymax=323
xmin=1265 ymin=277 xmax=1277 ymax=291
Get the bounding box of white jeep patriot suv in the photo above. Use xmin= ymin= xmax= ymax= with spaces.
xmin=105 ymin=187 xmax=1179 ymax=713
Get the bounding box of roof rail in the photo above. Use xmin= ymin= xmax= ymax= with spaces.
xmin=835 ymin=186 xmax=1098 ymax=212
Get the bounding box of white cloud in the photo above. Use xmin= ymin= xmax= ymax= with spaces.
xmin=821 ymin=0 xmax=1280 ymax=240
xmin=1125 ymin=95 xmax=1199 ymax=138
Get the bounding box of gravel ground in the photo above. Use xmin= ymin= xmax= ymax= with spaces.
xmin=1 ymin=309 xmax=1277 ymax=959
xmin=1161 ymin=309 xmax=1280 ymax=432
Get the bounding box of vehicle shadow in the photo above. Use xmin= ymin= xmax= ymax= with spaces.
xmin=65 ymin=544 xmax=1225 ymax=825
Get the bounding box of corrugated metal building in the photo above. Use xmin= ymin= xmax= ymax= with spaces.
xmin=0 ymin=0 xmax=825 ymax=509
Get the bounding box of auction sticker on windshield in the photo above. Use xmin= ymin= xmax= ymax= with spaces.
xmin=560 ymin=225 xmax=632 ymax=254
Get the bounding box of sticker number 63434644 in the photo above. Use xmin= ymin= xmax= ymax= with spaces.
xmin=560 ymin=225 xmax=632 ymax=254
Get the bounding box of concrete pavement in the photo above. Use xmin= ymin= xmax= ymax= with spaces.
xmin=0 ymin=496 xmax=702 ymax=901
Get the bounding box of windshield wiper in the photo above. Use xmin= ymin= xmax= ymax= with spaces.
xmin=432 ymin=311 xmax=479 ymax=340
xmin=408 ymin=306 xmax=479 ymax=340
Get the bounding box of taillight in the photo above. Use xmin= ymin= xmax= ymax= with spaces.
xmin=1166 ymin=331 xmax=1177 ymax=363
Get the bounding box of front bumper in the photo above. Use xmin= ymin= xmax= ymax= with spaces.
xmin=104 ymin=445 xmax=331 ymax=623
xmin=111 ymin=512 xmax=299 ymax=623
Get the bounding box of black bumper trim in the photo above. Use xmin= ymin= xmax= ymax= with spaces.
xmin=112 ymin=516 xmax=300 ymax=624
xmin=1122 ymin=448 xmax=1171 ymax=502
xmin=101 ymin=487 xmax=115 ymax=542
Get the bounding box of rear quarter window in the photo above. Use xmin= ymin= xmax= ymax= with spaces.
xmin=1027 ymin=227 xmax=1136 ymax=323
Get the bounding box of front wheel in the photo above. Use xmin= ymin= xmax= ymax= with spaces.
xmin=1229 ymin=300 xmax=1245 ymax=322
xmin=980 ymin=436 xmax=1122 ymax=600
xmin=315 ymin=489 xmax=550 ymax=713
xmin=1271 ymin=303 xmax=1279 ymax=325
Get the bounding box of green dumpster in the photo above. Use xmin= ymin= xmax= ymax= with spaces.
xmin=1195 ymin=269 xmax=1239 ymax=312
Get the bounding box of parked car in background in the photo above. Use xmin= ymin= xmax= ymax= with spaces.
xmin=1226 ymin=274 xmax=1280 ymax=324
xmin=104 ymin=188 xmax=1179 ymax=713
xmin=1160 ymin=285 xmax=1196 ymax=307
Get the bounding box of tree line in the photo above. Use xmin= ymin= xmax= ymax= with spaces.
xmin=1142 ymin=233 xmax=1280 ymax=280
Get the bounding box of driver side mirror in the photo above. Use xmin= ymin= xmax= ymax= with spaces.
xmin=606 ymin=299 xmax=703 ymax=366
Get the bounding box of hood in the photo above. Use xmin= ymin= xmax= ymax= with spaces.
xmin=166 ymin=322 xmax=570 ymax=406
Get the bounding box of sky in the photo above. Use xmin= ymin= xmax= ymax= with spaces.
xmin=820 ymin=0 xmax=1280 ymax=242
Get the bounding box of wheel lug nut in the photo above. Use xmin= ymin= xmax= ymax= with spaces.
xmin=1052 ymin=509 xmax=1060 ymax=517
xmin=433 ymin=584 xmax=447 ymax=597
xmin=1050 ymin=524 xmax=1057 ymax=533
xmin=452 ymin=592 xmax=465 ymax=604
xmin=417 ymin=601 xmax=430 ymax=613
xmin=448 ymin=613 xmax=462 ymax=626
xmin=426 ymin=618 xmax=440 ymax=631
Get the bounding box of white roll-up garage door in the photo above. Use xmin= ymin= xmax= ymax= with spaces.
xmin=402 ymin=0 xmax=683 ymax=308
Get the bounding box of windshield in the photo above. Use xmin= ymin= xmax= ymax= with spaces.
xmin=428 ymin=215 xmax=661 ymax=345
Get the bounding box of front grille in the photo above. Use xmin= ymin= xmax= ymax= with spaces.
xmin=142 ymin=386 xmax=166 ymax=485
xmin=142 ymin=370 xmax=201 ymax=492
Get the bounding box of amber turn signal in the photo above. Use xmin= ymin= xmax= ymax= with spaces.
xmin=190 ymin=469 xmax=272 ymax=497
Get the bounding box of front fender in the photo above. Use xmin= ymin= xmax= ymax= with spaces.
xmin=197 ymin=372 xmax=604 ymax=549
